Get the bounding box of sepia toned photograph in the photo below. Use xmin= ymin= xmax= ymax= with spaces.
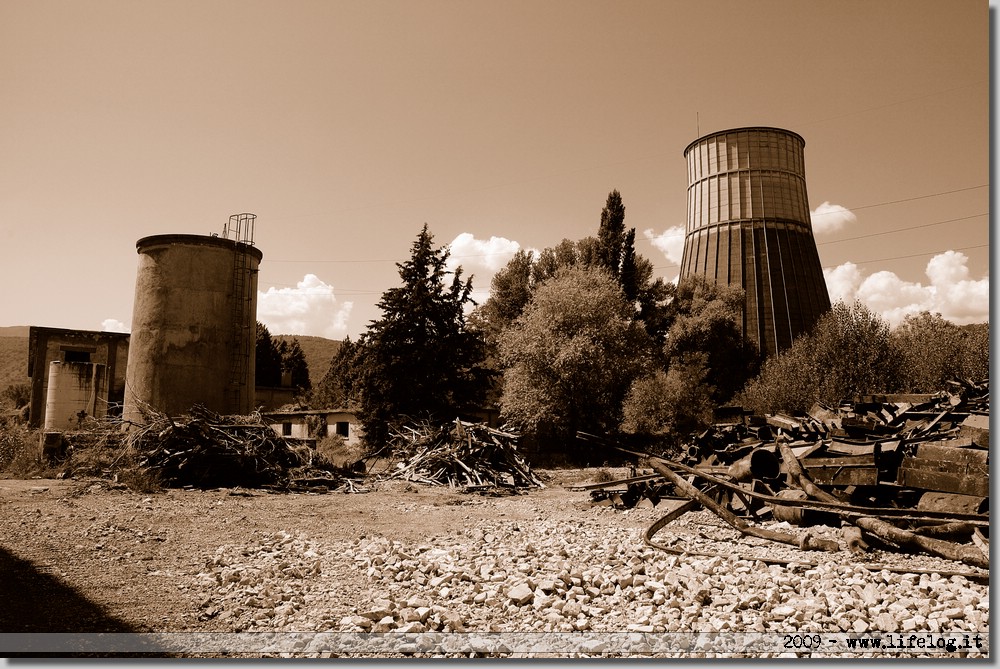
xmin=0 ymin=0 xmax=989 ymax=660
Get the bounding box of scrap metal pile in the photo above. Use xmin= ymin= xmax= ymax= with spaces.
xmin=124 ymin=405 xmax=335 ymax=490
xmin=382 ymin=419 xmax=544 ymax=491
xmin=579 ymin=379 xmax=989 ymax=573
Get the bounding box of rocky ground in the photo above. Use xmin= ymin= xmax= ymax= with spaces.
xmin=0 ymin=470 xmax=989 ymax=658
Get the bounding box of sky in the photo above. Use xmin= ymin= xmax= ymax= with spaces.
xmin=0 ymin=0 xmax=990 ymax=341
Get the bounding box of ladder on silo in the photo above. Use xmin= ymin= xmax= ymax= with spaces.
xmin=223 ymin=213 xmax=256 ymax=414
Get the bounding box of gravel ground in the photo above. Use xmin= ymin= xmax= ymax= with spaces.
xmin=0 ymin=471 xmax=989 ymax=658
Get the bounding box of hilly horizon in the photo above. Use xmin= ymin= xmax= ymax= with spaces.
xmin=0 ymin=327 xmax=342 ymax=399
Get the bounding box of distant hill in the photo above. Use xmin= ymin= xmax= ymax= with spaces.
xmin=0 ymin=335 xmax=29 ymax=392
xmin=0 ymin=326 xmax=31 ymax=338
xmin=273 ymin=335 xmax=342 ymax=384
xmin=0 ymin=329 xmax=341 ymax=395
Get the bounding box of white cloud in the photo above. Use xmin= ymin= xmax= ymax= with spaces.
xmin=810 ymin=201 xmax=857 ymax=235
xmin=822 ymin=261 xmax=864 ymax=304
xmin=257 ymin=274 xmax=353 ymax=339
xmin=100 ymin=318 xmax=129 ymax=333
xmin=643 ymin=225 xmax=685 ymax=267
xmin=446 ymin=233 xmax=524 ymax=304
xmin=823 ymin=250 xmax=988 ymax=326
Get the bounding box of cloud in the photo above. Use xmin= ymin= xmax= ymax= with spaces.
xmin=643 ymin=225 xmax=685 ymax=268
xmin=822 ymin=261 xmax=865 ymax=305
xmin=446 ymin=233 xmax=524 ymax=304
xmin=257 ymin=274 xmax=353 ymax=339
xmin=822 ymin=250 xmax=988 ymax=326
xmin=810 ymin=201 xmax=857 ymax=235
xmin=100 ymin=318 xmax=129 ymax=333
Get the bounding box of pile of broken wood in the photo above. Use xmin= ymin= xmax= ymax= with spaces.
xmin=381 ymin=419 xmax=544 ymax=491
xmin=122 ymin=405 xmax=340 ymax=490
xmin=577 ymin=379 xmax=989 ymax=574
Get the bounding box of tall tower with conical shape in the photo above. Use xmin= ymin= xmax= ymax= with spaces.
xmin=680 ymin=127 xmax=831 ymax=357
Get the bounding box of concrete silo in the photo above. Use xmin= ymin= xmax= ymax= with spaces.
xmin=123 ymin=214 xmax=261 ymax=422
xmin=679 ymin=127 xmax=831 ymax=357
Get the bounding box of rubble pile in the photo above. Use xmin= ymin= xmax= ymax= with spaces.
xmin=126 ymin=406 xmax=329 ymax=490
xmin=186 ymin=511 xmax=988 ymax=658
xmin=579 ymin=379 xmax=989 ymax=571
xmin=382 ymin=420 xmax=544 ymax=491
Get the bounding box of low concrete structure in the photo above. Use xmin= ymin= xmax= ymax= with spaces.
xmin=27 ymin=326 xmax=129 ymax=428
xmin=264 ymin=408 xmax=362 ymax=447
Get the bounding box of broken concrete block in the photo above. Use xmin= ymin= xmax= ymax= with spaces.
xmin=508 ymin=583 xmax=534 ymax=605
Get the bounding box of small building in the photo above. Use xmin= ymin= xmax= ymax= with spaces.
xmin=264 ymin=408 xmax=362 ymax=447
xmin=27 ymin=326 xmax=130 ymax=429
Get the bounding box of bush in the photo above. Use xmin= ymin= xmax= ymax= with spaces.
xmin=314 ymin=435 xmax=366 ymax=474
xmin=621 ymin=353 xmax=716 ymax=445
xmin=1 ymin=383 xmax=30 ymax=410
xmin=0 ymin=423 xmax=42 ymax=477
xmin=737 ymin=300 xmax=902 ymax=413
xmin=116 ymin=467 xmax=164 ymax=493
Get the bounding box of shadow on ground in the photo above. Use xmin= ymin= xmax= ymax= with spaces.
xmin=0 ymin=546 xmax=173 ymax=657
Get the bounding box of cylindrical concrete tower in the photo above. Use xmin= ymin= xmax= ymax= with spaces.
xmin=680 ymin=127 xmax=831 ymax=357
xmin=123 ymin=232 xmax=262 ymax=423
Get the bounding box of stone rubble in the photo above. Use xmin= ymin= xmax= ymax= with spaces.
xmin=187 ymin=508 xmax=989 ymax=658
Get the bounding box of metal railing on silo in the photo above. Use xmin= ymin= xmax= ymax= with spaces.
xmin=223 ymin=213 xmax=257 ymax=414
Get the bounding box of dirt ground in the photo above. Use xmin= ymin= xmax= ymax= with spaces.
xmin=0 ymin=470 xmax=612 ymax=634
xmin=0 ymin=469 xmax=988 ymax=659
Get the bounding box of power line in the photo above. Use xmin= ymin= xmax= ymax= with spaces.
xmin=846 ymin=243 xmax=989 ymax=266
xmin=650 ymin=243 xmax=990 ymax=273
xmin=816 ymin=213 xmax=987 ymax=245
xmin=637 ymin=184 xmax=990 ymax=246
xmin=814 ymin=184 xmax=988 ymax=216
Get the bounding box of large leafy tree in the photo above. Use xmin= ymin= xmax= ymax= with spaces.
xmin=619 ymin=275 xmax=758 ymax=444
xmin=281 ymin=338 xmax=311 ymax=393
xmin=662 ymin=274 xmax=760 ymax=403
xmin=475 ymin=190 xmax=673 ymax=347
xmin=312 ymin=337 xmax=359 ymax=409
xmin=498 ymin=266 xmax=654 ymax=449
xmin=620 ymin=353 xmax=716 ymax=445
xmin=353 ymin=225 xmax=489 ymax=447
xmin=737 ymin=300 xmax=903 ymax=413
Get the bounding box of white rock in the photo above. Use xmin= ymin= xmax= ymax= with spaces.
xmin=508 ymin=583 xmax=534 ymax=605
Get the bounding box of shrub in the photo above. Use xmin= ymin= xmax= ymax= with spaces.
xmin=314 ymin=435 xmax=366 ymax=473
xmin=116 ymin=467 xmax=164 ymax=493
xmin=0 ymin=423 xmax=42 ymax=477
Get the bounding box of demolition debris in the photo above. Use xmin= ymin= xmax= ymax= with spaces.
xmin=123 ymin=405 xmax=322 ymax=489
xmin=380 ymin=419 xmax=544 ymax=491
xmin=575 ymin=379 xmax=989 ymax=576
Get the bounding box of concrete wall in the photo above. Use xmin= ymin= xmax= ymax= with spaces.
xmin=123 ymin=234 xmax=262 ymax=421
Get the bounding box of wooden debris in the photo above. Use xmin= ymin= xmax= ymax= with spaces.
xmin=381 ymin=419 xmax=543 ymax=491
xmin=779 ymin=441 xmax=988 ymax=570
xmin=124 ymin=404 xmax=340 ymax=490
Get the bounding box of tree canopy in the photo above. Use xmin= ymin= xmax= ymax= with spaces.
xmin=737 ymin=300 xmax=904 ymax=413
xmin=474 ymin=190 xmax=673 ymax=348
xmin=352 ymin=225 xmax=489 ymax=447
xmin=498 ymin=266 xmax=654 ymax=449
xmin=892 ymin=312 xmax=989 ymax=392
xmin=661 ymin=274 xmax=760 ymax=403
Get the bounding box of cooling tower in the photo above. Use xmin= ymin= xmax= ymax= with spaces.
xmin=680 ymin=127 xmax=831 ymax=357
xmin=123 ymin=229 xmax=261 ymax=423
